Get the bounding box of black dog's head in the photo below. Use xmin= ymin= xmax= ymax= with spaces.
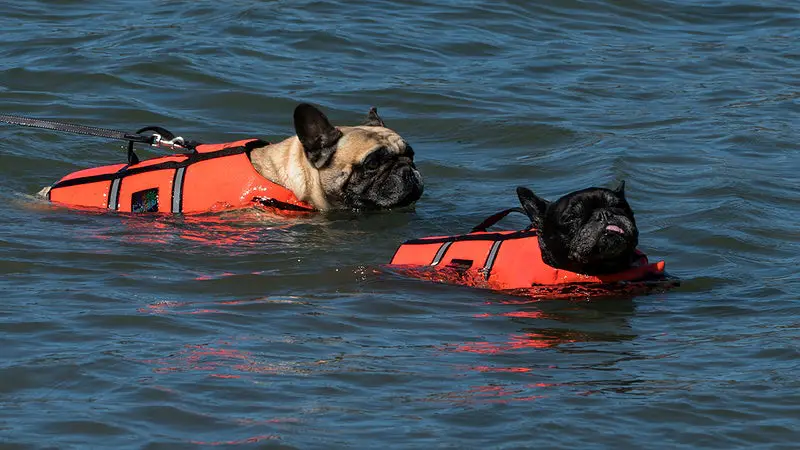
xmin=516 ymin=182 xmax=639 ymax=275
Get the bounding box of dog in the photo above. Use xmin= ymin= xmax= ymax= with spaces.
xmin=37 ymin=104 xmax=424 ymax=213
xmin=248 ymin=104 xmax=423 ymax=211
xmin=516 ymin=181 xmax=639 ymax=275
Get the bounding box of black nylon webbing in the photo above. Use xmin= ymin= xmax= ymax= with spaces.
xmin=401 ymin=230 xmax=538 ymax=246
xmin=50 ymin=145 xmax=248 ymax=190
xmin=470 ymin=207 xmax=530 ymax=232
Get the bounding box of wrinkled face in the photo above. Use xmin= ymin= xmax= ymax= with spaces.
xmin=541 ymin=188 xmax=638 ymax=273
xmin=293 ymin=103 xmax=424 ymax=211
xmin=319 ymin=126 xmax=424 ymax=210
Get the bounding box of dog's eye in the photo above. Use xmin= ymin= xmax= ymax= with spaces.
xmin=362 ymin=154 xmax=382 ymax=171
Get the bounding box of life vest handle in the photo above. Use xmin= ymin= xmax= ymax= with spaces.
xmin=470 ymin=207 xmax=532 ymax=233
xmin=127 ymin=126 xmax=201 ymax=165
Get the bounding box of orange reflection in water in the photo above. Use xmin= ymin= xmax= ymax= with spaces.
xmin=423 ymin=383 xmax=547 ymax=405
xmin=447 ymin=332 xmax=579 ymax=355
xmin=452 ymin=303 xmax=586 ymax=356
xmin=143 ymin=342 xmax=308 ymax=378
xmin=93 ymin=206 xmax=310 ymax=249
xmin=443 ymin=298 xmax=636 ymax=378
xmin=474 ymin=310 xmax=547 ymax=319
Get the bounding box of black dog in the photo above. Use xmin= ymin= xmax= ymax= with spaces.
xmin=516 ymin=181 xmax=639 ymax=275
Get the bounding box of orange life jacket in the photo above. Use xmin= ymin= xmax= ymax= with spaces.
xmin=389 ymin=229 xmax=666 ymax=290
xmin=47 ymin=139 xmax=314 ymax=214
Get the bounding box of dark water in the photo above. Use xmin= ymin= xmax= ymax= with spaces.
xmin=1 ymin=0 xmax=798 ymax=447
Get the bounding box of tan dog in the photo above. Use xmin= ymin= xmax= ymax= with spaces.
xmin=37 ymin=104 xmax=424 ymax=213
xmin=249 ymin=103 xmax=423 ymax=211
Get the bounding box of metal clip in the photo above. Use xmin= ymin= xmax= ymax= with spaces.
xmin=151 ymin=134 xmax=186 ymax=150
xmin=164 ymin=136 xmax=185 ymax=149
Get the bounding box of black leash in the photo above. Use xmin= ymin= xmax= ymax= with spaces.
xmin=0 ymin=114 xmax=198 ymax=165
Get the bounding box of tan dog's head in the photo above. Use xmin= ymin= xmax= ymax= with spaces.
xmin=293 ymin=103 xmax=424 ymax=210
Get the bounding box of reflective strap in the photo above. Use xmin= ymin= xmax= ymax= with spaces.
xmin=430 ymin=241 xmax=453 ymax=266
xmin=107 ymin=178 xmax=121 ymax=211
xmin=479 ymin=241 xmax=503 ymax=280
xmin=171 ymin=166 xmax=186 ymax=214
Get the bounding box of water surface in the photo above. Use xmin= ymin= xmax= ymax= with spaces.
xmin=1 ymin=0 xmax=798 ymax=448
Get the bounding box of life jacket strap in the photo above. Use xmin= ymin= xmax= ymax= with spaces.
xmin=471 ymin=207 xmax=531 ymax=232
xmin=401 ymin=229 xmax=538 ymax=246
xmin=254 ymin=197 xmax=315 ymax=212
xmin=51 ymin=145 xmax=248 ymax=191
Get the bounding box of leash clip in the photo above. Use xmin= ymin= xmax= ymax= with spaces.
xmin=150 ymin=133 xmax=186 ymax=150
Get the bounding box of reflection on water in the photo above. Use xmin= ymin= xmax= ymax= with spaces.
xmin=141 ymin=340 xmax=312 ymax=379
xmin=137 ymin=295 xmax=309 ymax=315
xmin=425 ymin=296 xmax=649 ymax=405
xmin=116 ymin=208 xmax=307 ymax=248
xmin=456 ymin=300 xmax=634 ymax=351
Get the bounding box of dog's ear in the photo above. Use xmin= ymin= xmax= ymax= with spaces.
xmin=613 ymin=180 xmax=626 ymax=199
xmin=362 ymin=107 xmax=386 ymax=127
xmin=294 ymin=103 xmax=344 ymax=169
xmin=517 ymin=186 xmax=549 ymax=228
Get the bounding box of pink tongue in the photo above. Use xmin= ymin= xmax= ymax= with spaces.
xmin=606 ymin=225 xmax=624 ymax=234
